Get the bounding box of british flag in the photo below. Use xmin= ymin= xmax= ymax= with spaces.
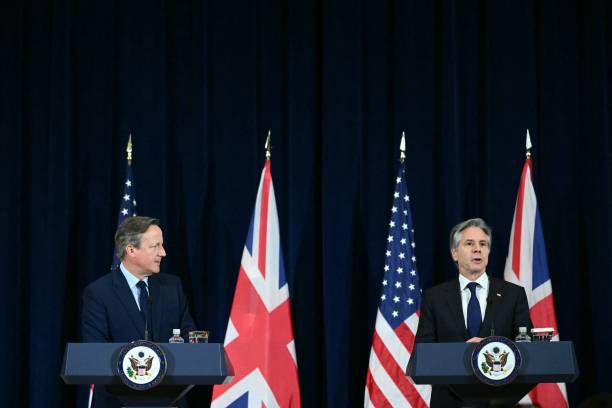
xmin=503 ymin=153 xmax=568 ymax=407
xmin=364 ymin=160 xmax=431 ymax=407
xmin=212 ymin=159 xmax=301 ymax=408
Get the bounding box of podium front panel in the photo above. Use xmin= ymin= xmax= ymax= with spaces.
xmin=61 ymin=342 xmax=232 ymax=385
xmin=408 ymin=341 xmax=578 ymax=385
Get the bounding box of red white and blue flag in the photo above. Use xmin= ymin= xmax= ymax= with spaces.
xmin=90 ymin=137 xmax=138 ymax=408
xmin=212 ymin=159 xmax=301 ymax=408
xmin=112 ymin=152 xmax=137 ymax=270
xmin=504 ymin=155 xmax=568 ymax=407
xmin=364 ymin=160 xmax=431 ymax=408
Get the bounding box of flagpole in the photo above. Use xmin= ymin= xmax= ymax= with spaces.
xmin=265 ymin=130 xmax=271 ymax=160
xmin=525 ymin=129 xmax=532 ymax=159
xmin=127 ymin=133 xmax=133 ymax=164
xmin=400 ymin=131 xmax=406 ymax=163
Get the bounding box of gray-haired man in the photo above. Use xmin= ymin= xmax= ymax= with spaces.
xmin=81 ymin=216 xmax=196 ymax=407
xmin=414 ymin=218 xmax=532 ymax=407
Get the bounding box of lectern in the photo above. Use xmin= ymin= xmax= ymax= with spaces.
xmin=61 ymin=343 xmax=233 ymax=407
xmin=407 ymin=341 xmax=578 ymax=407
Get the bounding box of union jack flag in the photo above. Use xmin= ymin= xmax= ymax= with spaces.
xmin=504 ymin=153 xmax=568 ymax=407
xmin=212 ymin=159 xmax=301 ymax=408
xmin=364 ymin=160 xmax=431 ymax=407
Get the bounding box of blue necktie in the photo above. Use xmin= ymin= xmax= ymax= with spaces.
xmin=136 ymin=281 xmax=153 ymax=339
xmin=467 ymin=282 xmax=482 ymax=337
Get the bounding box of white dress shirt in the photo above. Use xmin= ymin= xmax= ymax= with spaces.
xmin=120 ymin=263 xmax=149 ymax=311
xmin=459 ymin=273 xmax=489 ymax=328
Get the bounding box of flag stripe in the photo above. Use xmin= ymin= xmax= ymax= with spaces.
xmin=367 ymin=344 xmax=410 ymax=408
xmin=371 ymin=331 xmax=428 ymax=407
xmin=366 ymin=368 xmax=392 ymax=407
xmin=394 ymin=322 xmax=416 ymax=352
xmin=258 ymin=162 xmax=272 ymax=278
xmin=511 ymin=162 xmax=529 ymax=279
xmin=529 ymin=383 xmax=568 ymax=407
xmin=374 ymin=310 xmax=409 ymax=369
xmin=530 ymin=295 xmax=559 ymax=335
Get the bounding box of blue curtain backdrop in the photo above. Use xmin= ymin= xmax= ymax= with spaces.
xmin=1 ymin=0 xmax=611 ymax=406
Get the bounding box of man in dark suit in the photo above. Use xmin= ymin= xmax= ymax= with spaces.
xmin=81 ymin=216 xmax=196 ymax=407
xmin=414 ymin=218 xmax=532 ymax=407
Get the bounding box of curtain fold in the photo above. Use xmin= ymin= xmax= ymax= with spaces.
xmin=1 ymin=0 xmax=611 ymax=406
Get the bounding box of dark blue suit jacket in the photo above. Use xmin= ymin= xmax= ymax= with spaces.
xmin=82 ymin=269 xmax=196 ymax=343
xmin=414 ymin=276 xmax=532 ymax=407
xmin=81 ymin=269 xmax=196 ymax=407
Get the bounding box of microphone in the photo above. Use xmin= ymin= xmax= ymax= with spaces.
xmin=486 ymin=294 xmax=497 ymax=336
xmin=145 ymin=295 xmax=153 ymax=341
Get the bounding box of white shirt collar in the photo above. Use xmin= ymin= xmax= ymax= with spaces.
xmin=119 ymin=263 xmax=148 ymax=288
xmin=459 ymin=272 xmax=489 ymax=292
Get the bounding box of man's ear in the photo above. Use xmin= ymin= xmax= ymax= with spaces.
xmin=451 ymin=248 xmax=458 ymax=262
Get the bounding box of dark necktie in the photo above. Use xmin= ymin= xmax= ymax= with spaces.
xmin=467 ymin=282 xmax=482 ymax=337
xmin=136 ymin=280 xmax=153 ymax=340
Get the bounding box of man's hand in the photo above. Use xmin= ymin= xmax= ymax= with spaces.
xmin=466 ymin=337 xmax=484 ymax=343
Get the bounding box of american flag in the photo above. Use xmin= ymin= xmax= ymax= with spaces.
xmin=365 ymin=161 xmax=431 ymax=407
xmin=90 ymin=138 xmax=138 ymax=408
xmin=212 ymin=159 xmax=301 ymax=408
xmin=111 ymin=149 xmax=137 ymax=270
xmin=503 ymin=154 xmax=568 ymax=407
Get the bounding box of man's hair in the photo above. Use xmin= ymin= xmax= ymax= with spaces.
xmin=449 ymin=218 xmax=492 ymax=251
xmin=114 ymin=216 xmax=161 ymax=259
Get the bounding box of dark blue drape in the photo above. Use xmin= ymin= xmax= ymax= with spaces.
xmin=1 ymin=0 xmax=611 ymax=406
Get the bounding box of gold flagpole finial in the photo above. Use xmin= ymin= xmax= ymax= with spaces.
xmin=265 ymin=130 xmax=271 ymax=160
xmin=400 ymin=131 xmax=406 ymax=163
xmin=126 ymin=133 xmax=133 ymax=164
xmin=525 ymin=129 xmax=532 ymax=159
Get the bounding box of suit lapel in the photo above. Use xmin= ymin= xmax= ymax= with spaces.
xmin=112 ymin=270 xmax=145 ymax=338
xmin=480 ymin=277 xmax=502 ymax=337
xmin=148 ymin=275 xmax=164 ymax=342
xmin=445 ymin=279 xmax=469 ymax=340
